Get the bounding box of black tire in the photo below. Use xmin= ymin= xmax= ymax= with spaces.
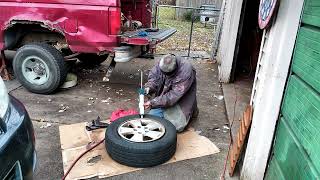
xmin=13 ymin=43 xmax=67 ymax=94
xmin=78 ymin=53 xmax=108 ymax=66
xmin=105 ymin=114 xmax=177 ymax=168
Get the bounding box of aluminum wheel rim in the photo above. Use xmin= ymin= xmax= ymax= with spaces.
xmin=21 ymin=56 xmax=50 ymax=85
xmin=118 ymin=118 xmax=166 ymax=143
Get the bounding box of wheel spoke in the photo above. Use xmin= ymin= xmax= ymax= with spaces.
xmin=145 ymin=131 xmax=163 ymax=140
xmin=119 ymin=127 xmax=135 ymax=135
xmin=130 ymin=133 xmax=143 ymax=142
xmin=129 ymin=119 xmax=142 ymax=128
xmin=25 ymin=61 xmax=36 ymax=70
xmin=25 ymin=71 xmax=38 ymax=81
xmin=37 ymin=74 xmax=48 ymax=84
xmin=146 ymin=122 xmax=160 ymax=130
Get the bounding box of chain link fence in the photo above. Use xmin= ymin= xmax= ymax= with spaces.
xmin=155 ymin=5 xmax=220 ymax=58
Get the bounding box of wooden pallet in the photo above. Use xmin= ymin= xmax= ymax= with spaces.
xmin=228 ymin=105 xmax=253 ymax=176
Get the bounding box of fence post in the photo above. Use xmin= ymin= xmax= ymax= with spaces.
xmin=187 ymin=9 xmax=195 ymax=57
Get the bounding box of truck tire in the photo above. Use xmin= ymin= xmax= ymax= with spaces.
xmin=13 ymin=43 xmax=67 ymax=94
xmin=78 ymin=53 xmax=108 ymax=66
xmin=105 ymin=114 xmax=177 ymax=168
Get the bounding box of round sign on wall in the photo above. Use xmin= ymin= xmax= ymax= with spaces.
xmin=258 ymin=0 xmax=279 ymax=29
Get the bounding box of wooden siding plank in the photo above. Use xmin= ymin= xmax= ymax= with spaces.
xmin=265 ymin=159 xmax=285 ymax=180
xmin=292 ymin=26 xmax=320 ymax=93
xmin=298 ymin=26 xmax=320 ymax=45
xmin=281 ymin=76 xmax=320 ymax=172
xmin=302 ymin=14 xmax=320 ymax=27
xmin=302 ymin=0 xmax=320 ymax=26
xmin=304 ymin=0 xmax=320 ymax=7
xmin=266 ymin=118 xmax=319 ymax=179
xmin=292 ymin=53 xmax=320 ymax=93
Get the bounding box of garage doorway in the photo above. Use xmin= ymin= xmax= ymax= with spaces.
xmin=222 ymin=0 xmax=263 ymax=174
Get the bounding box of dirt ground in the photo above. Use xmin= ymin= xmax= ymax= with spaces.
xmin=6 ymin=56 xmax=230 ymax=180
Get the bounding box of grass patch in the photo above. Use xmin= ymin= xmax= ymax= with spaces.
xmin=157 ymin=7 xmax=216 ymax=54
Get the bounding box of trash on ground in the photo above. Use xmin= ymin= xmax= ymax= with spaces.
xmin=128 ymin=74 xmax=134 ymax=79
xmin=40 ymin=123 xmax=52 ymax=129
xmin=61 ymin=73 xmax=77 ymax=89
xmin=223 ymin=125 xmax=230 ymax=130
xmin=58 ymin=104 xmax=69 ymax=112
xmin=87 ymin=110 xmax=92 ymax=113
xmin=214 ymin=94 xmax=224 ymax=100
xmin=214 ymin=128 xmax=220 ymax=131
xmin=103 ymin=77 xmax=110 ymax=82
xmin=101 ymin=98 xmax=113 ymax=104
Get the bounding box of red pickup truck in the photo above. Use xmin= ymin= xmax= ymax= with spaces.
xmin=0 ymin=0 xmax=175 ymax=94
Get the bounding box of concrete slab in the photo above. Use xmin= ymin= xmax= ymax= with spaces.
xmin=7 ymin=58 xmax=231 ymax=180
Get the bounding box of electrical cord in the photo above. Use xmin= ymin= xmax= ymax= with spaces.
xmin=61 ymin=138 xmax=105 ymax=180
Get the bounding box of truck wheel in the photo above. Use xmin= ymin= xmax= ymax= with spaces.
xmin=13 ymin=43 xmax=67 ymax=94
xmin=105 ymin=114 xmax=177 ymax=168
xmin=78 ymin=54 xmax=108 ymax=66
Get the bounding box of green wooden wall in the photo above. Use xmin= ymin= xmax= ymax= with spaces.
xmin=266 ymin=0 xmax=320 ymax=179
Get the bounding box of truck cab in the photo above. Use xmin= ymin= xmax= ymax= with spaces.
xmin=0 ymin=0 xmax=175 ymax=94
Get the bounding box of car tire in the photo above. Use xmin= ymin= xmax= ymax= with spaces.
xmin=78 ymin=53 xmax=108 ymax=66
xmin=105 ymin=114 xmax=177 ymax=168
xmin=13 ymin=43 xmax=67 ymax=94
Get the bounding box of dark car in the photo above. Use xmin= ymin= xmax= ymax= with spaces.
xmin=0 ymin=77 xmax=36 ymax=179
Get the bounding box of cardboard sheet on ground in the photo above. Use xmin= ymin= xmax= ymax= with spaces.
xmin=59 ymin=122 xmax=220 ymax=180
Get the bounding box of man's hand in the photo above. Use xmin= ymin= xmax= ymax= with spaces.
xmin=144 ymin=101 xmax=151 ymax=110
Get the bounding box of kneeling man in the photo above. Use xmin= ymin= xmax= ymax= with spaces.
xmin=144 ymin=54 xmax=197 ymax=132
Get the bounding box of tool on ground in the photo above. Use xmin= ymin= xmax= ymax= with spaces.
xmin=85 ymin=116 xmax=109 ymax=131
xmin=138 ymin=70 xmax=145 ymax=118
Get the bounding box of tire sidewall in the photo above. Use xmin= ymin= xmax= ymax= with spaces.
xmin=13 ymin=44 xmax=63 ymax=94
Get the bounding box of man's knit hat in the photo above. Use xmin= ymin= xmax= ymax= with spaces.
xmin=159 ymin=54 xmax=177 ymax=73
